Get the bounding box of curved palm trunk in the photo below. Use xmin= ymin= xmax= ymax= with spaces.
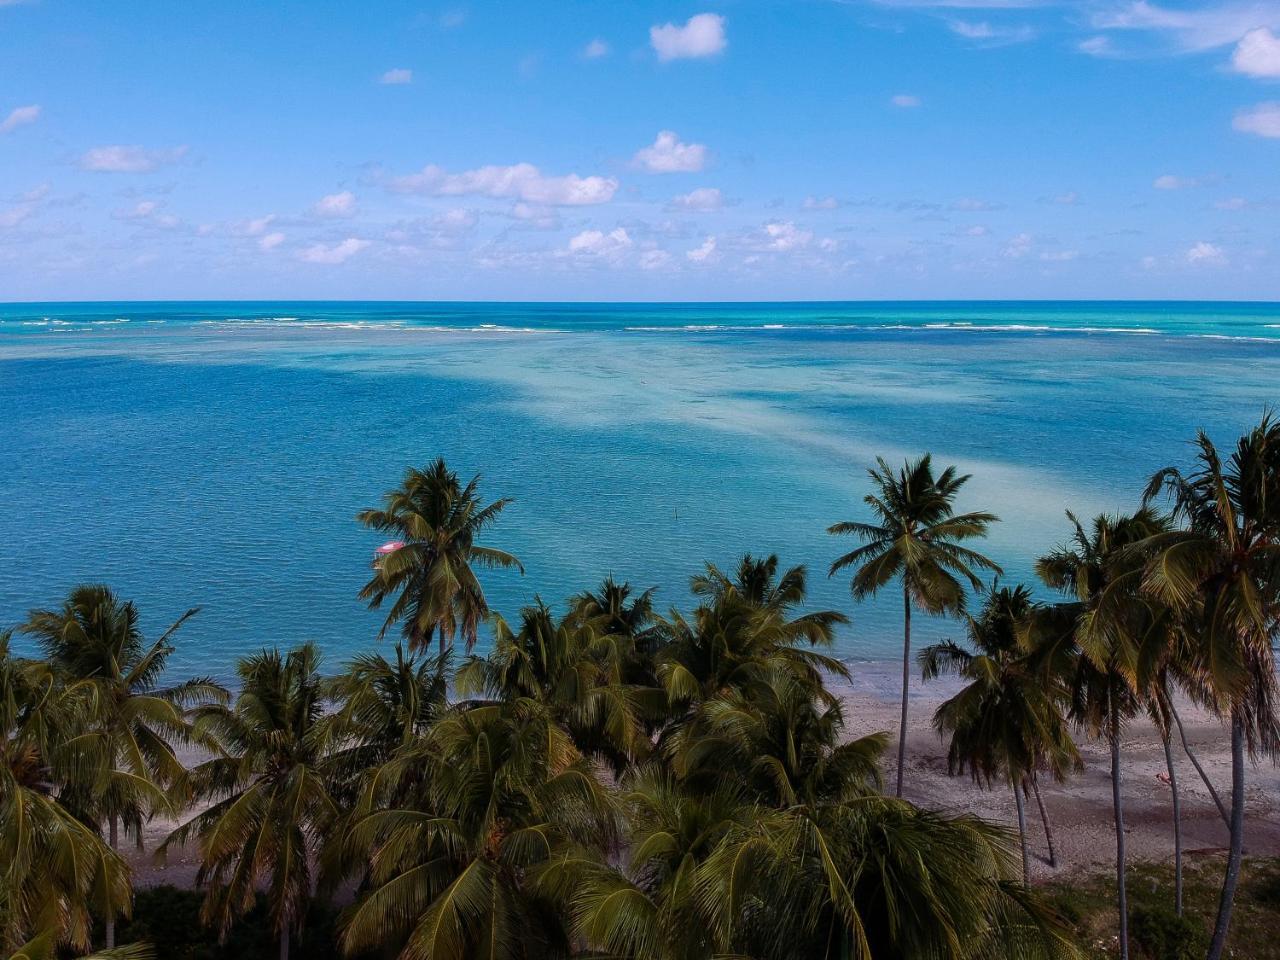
xmin=1170 ymin=699 xmax=1229 ymax=827
xmin=1205 ymin=711 xmax=1246 ymax=960
xmin=1162 ymin=728 xmax=1184 ymax=915
xmin=106 ymin=814 xmax=118 ymax=949
xmin=1014 ymin=777 xmax=1030 ymax=887
xmin=1031 ymin=772 xmax=1057 ymax=868
xmin=1111 ymin=704 xmax=1130 ymax=960
xmin=896 ymin=586 xmax=911 ymax=798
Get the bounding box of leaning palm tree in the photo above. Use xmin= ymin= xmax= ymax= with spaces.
xmin=162 ymin=644 xmax=338 ymax=960
xmin=19 ymin=587 xmax=223 ymax=948
xmin=1031 ymin=509 xmax=1166 ymax=960
xmin=1140 ymin=416 xmax=1280 ymax=960
xmin=358 ymin=459 xmax=523 ymax=653
xmin=0 ymin=634 xmax=132 ymax=955
xmin=924 ymin=584 xmax=1080 ymax=881
xmin=829 ymin=455 xmax=1001 ymax=797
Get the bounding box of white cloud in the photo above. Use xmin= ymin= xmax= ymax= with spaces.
xmin=671 ymin=187 xmax=724 ymax=210
xmin=1091 ymin=1 xmax=1280 ymax=53
xmin=761 ymin=221 xmax=813 ymax=252
xmin=1233 ymin=101 xmax=1280 ymax=137
xmin=1003 ymin=232 xmax=1033 ymax=258
xmin=113 ymin=199 xmax=181 ymax=229
xmin=1078 ymin=35 xmax=1115 ymax=56
xmin=583 ymin=38 xmax=610 ymax=58
xmin=380 ymin=68 xmax=413 ymax=85
xmin=687 ymin=236 xmax=717 ymax=262
xmin=947 ymin=19 xmax=1036 ymax=43
xmin=243 ymin=214 xmax=277 ymax=236
xmin=567 ymin=227 xmax=632 ymax=261
xmin=298 ymin=237 xmax=370 ymax=264
xmin=79 ymin=144 xmax=189 ymax=173
xmin=1054 ymin=190 xmax=1081 ymax=205
xmin=633 ymin=131 xmax=708 ymax=173
xmin=650 ymin=13 xmax=727 ymax=61
xmin=258 ymin=231 xmax=285 ymax=251
xmin=639 ymin=249 xmax=672 ymax=270
xmin=965 ymin=225 xmax=990 ymax=236
xmin=0 ymin=104 xmax=40 ymax=134
xmin=1040 ymin=249 xmax=1080 ymax=261
xmin=1153 ymin=173 xmax=1200 ymax=189
xmin=803 ymin=195 xmax=841 ymax=210
xmin=1231 ymin=26 xmax=1280 ymax=75
xmin=1186 ymin=240 xmax=1227 ymax=264
xmin=313 ymin=190 xmax=357 ymax=217
xmin=1215 ymin=196 xmax=1250 ymax=210
xmin=389 ymin=162 xmax=617 ymax=205
xmin=890 ymin=94 xmax=921 ymax=107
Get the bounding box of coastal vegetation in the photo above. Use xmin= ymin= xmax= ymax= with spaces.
xmin=2 ymin=420 xmax=1278 ymax=960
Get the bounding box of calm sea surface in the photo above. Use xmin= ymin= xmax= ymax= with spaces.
xmin=2 ymin=301 xmax=1278 ymax=681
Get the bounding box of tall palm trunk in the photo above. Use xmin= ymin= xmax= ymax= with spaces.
xmin=1162 ymin=728 xmax=1183 ymax=915
xmin=1014 ymin=776 xmax=1030 ymax=886
xmin=1170 ymin=699 xmax=1229 ymax=826
xmin=1111 ymin=700 xmax=1130 ymax=960
xmin=1031 ymin=772 xmax=1057 ymax=868
xmin=106 ymin=813 xmax=118 ymax=949
xmin=1205 ymin=711 xmax=1246 ymax=960
xmin=280 ymin=924 xmax=290 ymax=960
xmin=896 ymin=585 xmax=911 ymax=798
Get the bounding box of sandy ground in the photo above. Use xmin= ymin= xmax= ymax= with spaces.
xmin=125 ymin=664 xmax=1280 ymax=889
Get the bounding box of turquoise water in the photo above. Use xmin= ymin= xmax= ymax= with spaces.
xmin=2 ymin=301 xmax=1278 ymax=679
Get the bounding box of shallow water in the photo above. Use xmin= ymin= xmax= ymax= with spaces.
xmin=2 ymin=301 xmax=1278 ymax=680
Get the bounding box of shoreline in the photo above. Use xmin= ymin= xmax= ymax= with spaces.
xmin=129 ymin=668 xmax=1280 ymax=890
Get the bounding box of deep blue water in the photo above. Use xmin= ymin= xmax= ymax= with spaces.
xmin=2 ymin=301 xmax=1278 ymax=680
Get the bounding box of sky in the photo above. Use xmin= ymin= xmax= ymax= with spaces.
xmin=1 ymin=0 xmax=1279 ymax=301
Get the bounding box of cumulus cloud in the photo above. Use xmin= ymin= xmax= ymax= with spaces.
xmin=761 ymin=221 xmax=813 ymax=252
xmin=583 ymin=38 xmax=610 ymax=58
xmin=1003 ymin=232 xmax=1033 ymax=258
xmin=633 ymin=131 xmax=708 ymax=173
xmin=1054 ymin=190 xmax=1081 ymax=205
xmin=258 ymin=232 xmax=285 ymax=251
xmin=1186 ymin=240 xmax=1226 ymax=264
xmin=671 ymin=187 xmax=724 ymax=210
xmin=80 ymin=144 xmax=189 ymax=173
xmin=241 ymin=214 xmax=277 ymax=236
xmin=1215 ymin=196 xmax=1251 ymax=210
xmin=1233 ymin=101 xmax=1280 ymax=137
xmin=1039 ymin=249 xmax=1080 ymax=262
xmin=1090 ymin=1 xmax=1280 ymax=53
xmin=639 ymin=249 xmax=672 ymax=270
xmin=803 ymin=195 xmax=840 ymax=210
xmin=1153 ymin=173 xmax=1201 ymax=189
xmin=650 ymin=13 xmax=727 ymax=61
xmin=566 ymin=227 xmax=633 ymax=261
xmin=380 ymin=68 xmax=413 ymax=85
xmin=890 ymin=94 xmax=921 ymax=107
xmin=1231 ymin=26 xmax=1280 ymax=75
xmin=389 ymin=162 xmax=617 ymax=205
xmin=947 ymin=19 xmax=1036 ymax=44
xmin=313 ymin=190 xmax=357 ymax=217
xmin=0 ymin=104 xmax=40 ymax=134
xmin=687 ymin=236 xmax=717 ymax=262
xmin=113 ymin=199 xmax=181 ymax=229
xmin=298 ymin=237 xmax=370 ymax=264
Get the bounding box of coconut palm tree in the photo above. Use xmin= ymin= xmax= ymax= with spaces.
xmin=829 ymin=455 xmax=1001 ymax=797
xmin=331 ymin=701 xmax=615 ymax=960
xmin=358 ymin=459 xmax=523 ymax=653
xmin=162 ymin=644 xmax=338 ymax=960
xmin=1031 ymin=509 xmax=1167 ymax=960
xmin=0 ymin=634 xmax=132 ymax=955
xmin=19 ymin=587 xmax=222 ymax=948
xmin=924 ymin=584 xmax=1080 ymax=881
xmin=6 ymin=931 xmax=154 ymax=960
xmin=1140 ymin=416 xmax=1280 ymax=960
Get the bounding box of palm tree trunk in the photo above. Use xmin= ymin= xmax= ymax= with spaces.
xmin=1162 ymin=728 xmax=1184 ymax=916
xmin=1014 ymin=777 xmax=1030 ymax=887
xmin=106 ymin=813 xmax=118 ymax=949
xmin=1205 ymin=710 xmax=1246 ymax=960
xmin=1031 ymin=772 xmax=1057 ymax=868
xmin=1170 ymin=698 xmax=1229 ymax=826
xmin=280 ymin=924 xmax=290 ymax=960
xmin=1111 ymin=703 xmax=1130 ymax=960
xmin=896 ymin=585 xmax=911 ymax=799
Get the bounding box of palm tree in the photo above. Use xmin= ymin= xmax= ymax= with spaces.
xmin=6 ymin=931 xmax=154 ymax=960
xmin=829 ymin=455 xmax=1001 ymax=797
xmin=0 ymin=633 xmax=132 ymax=955
xmin=19 ymin=587 xmax=223 ymax=948
xmin=358 ymin=459 xmax=523 ymax=653
xmin=1140 ymin=416 xmax=1280 ymax=960
xmin=331 ymin=701 xmax=615 ymax=960
xmin=162 ymin=644 xmax=338 ymax=960
xmin=1031 ymin=509 xmax=1166 ymax=960
xmin=924 ymin=584 xmax=1080 ymax=881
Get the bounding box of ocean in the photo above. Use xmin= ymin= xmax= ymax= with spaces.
xmin=2 ymin=300 xmax=1278 ymax=682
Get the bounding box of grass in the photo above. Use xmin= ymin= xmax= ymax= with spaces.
xmin=1046 ymin=855 xmax=1280 ymax=959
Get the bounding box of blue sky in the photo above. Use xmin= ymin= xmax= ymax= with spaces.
xmin=2 ymin=0 xmax=1279 ymax=300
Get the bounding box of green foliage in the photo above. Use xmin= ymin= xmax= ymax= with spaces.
xmin=1130 ymin=904 xmax=1203 ymax=960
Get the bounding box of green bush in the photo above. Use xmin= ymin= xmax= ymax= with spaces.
xmin=1130 ymin=904 xmax=1204 ymax=960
